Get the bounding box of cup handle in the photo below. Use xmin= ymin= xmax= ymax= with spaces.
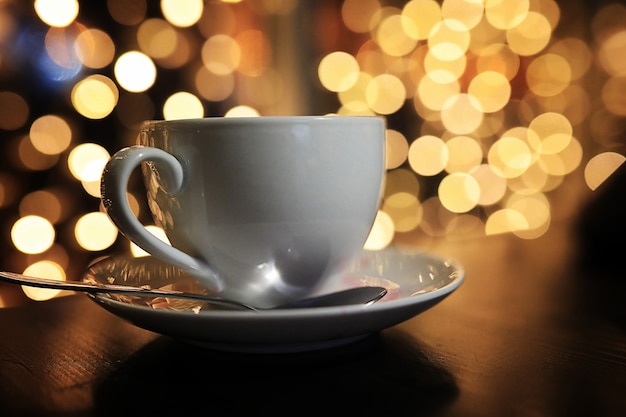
xmin=100 ymin=146 xmax=223 ymax=292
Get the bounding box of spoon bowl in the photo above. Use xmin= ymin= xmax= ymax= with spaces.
xmin=0 ymin=270 xmax=387 ymax=311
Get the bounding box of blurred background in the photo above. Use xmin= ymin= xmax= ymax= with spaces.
xmin=0 ymin=0 xmax=625 ymax=306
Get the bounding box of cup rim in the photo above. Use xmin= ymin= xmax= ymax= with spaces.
xmin=140 ymin=115 xmax=385 ymax=131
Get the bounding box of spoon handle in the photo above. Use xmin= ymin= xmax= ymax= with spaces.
xmin=0 ymin=271 xmax=387 ymax=311
xmin=0 ymin=271 xmax=258 ymax=310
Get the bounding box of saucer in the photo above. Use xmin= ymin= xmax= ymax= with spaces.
xmin=83 ymin=247 xmax=464 ymax=353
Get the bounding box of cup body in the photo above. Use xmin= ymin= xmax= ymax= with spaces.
xmin=102 ymin=116 xmax=385 ymax=308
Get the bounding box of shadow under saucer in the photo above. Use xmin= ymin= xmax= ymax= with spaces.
xmin=93 ymin=329 xmax=458 ymax=416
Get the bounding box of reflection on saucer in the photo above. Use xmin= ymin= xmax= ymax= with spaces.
xmin=84 ymin=247 xmax=464 ymax=353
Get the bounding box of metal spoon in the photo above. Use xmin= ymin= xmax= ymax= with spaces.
xmin=0 ymin=270 xmax=387 ymax=312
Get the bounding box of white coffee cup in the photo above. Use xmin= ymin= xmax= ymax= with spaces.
xmin=101 ymin=116 xmax=385 ymax=308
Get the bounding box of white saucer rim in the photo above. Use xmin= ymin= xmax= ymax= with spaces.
xmin=87 ymin=247 xmax=465 ymax=319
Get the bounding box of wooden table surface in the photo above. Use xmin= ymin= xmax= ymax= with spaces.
xmin=0 ymin=220 xmax=625 ymax=417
